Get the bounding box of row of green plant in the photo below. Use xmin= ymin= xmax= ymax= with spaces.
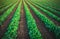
xmin=29 ymin=0 xmax=60 ymax=11
xmin=24 ymin=1 xmax=43 ymax=39
xmin=37 ymin=0 xmax=60 ymax=11
xmin=30 ymin=1 xmax=60 ymax=17
xmin=0 ymin=0 xmax=17 ymax=8
xmin=45 ymin=0 xmax=60 ymax=10
xmin=2 ymin=0 xmax=22 ymax=39
xmin=27 ymin=0 xmax=60 ymax=22
xmin=26 ymin=1 xmax=60 ymax=39
xmin=0 ymin=1 xmax=18 ymax=26
xmin=0 ymin=0 xmax=18 ymax=14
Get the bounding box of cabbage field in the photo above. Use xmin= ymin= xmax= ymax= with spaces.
xmin=0 ymin=0 xmax=60 ymax=39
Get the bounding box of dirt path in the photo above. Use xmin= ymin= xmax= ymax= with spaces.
xmin=26 ymin=2 xmax=55 ymax=39
xmin=17 ymin=1 xmax=29 ymax=39
xmin=0 ymin=1 xmax=20 ymax=39
xmin=28 ymin=2 xmax=60 ymax=26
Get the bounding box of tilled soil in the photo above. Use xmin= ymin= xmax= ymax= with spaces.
xmin=26 ymin=2 xmax=55 ymax=39
xmin=0 ymin=0 xmax=60 ymax=39
xmin=17 ymin=1 xmax=29 ymax=39
xmin=0 ymin=1 xmax=20 ymax=39
xmin=28 ymin=1 xmax=60 ymax=26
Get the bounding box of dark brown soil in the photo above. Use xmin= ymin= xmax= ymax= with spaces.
xmin=17 ymin=1 xmax=29 ymax=39
xmin=28 ymin=1 xmax=60 ymax=26
xmin=0 ymin=1 xmax=20 ymax=39
xmin=25 ymin=1 xmax=55 ymax=39
xmin=0 ymin=0 xmax=59 ymax=39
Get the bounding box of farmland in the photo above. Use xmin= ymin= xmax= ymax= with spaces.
xmin=0 ymin=0 xmax=60 ymax=39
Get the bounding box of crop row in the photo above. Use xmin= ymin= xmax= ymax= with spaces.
xmin=2 ymin=1 xmax=22 ymax=39
xmin=30 ymin=0 xmax=60 ymax=17
xmin=24 ymin=1 xmax=43 ymax=39
xmin=29 ymin=0 xmax=60 ymax=11
xmin=0 ymin=1 xmax=18 ymax=26
xmin=26 ymin=1 xmax=60 ymax=39
xmin=27 ymin=0 xmax=60 ymax=22
xmin=0 ymin=0 xmax=17 ymax=8
xmin=34 ymin=0 xmax=60 ymax=11
xmin=0 ymin=0 xmax=18 ymax=14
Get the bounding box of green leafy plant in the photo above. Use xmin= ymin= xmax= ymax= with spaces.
xmin=24 ymin=1 xmax=43 ymax=39
xmin=2 ymin=1 xmax=22 ymax=39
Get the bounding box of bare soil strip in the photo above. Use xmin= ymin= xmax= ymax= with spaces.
xmin=26 ymin=2 xmax=55 ymax=39
xmin=29 ymin=2 xmax=60 ymax=26
xmin=0 ymin=1 xmax=20 ymax=39
xmin=17 ymin=1 xmax=29 ymax=39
